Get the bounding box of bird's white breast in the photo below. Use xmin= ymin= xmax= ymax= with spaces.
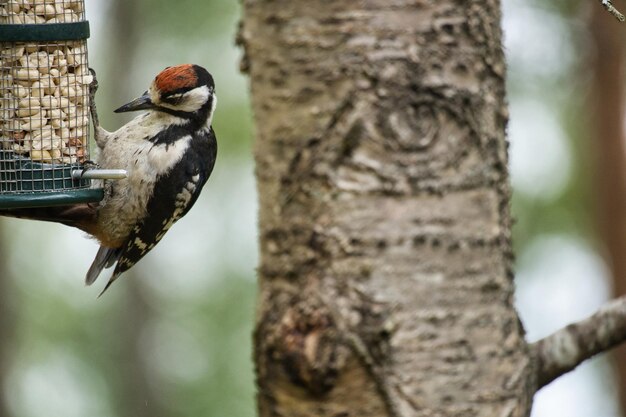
xmin=95 ymin=112 xmax=192 ymax=245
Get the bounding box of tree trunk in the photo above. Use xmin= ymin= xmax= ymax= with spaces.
xmin=588 ymin=6 xmax=626 ymax=416
xmin=240 ymin=1 xmax=534 ymax=416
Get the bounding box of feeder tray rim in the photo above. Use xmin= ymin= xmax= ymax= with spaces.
xmin=0 ymin=188 xmax=103 ymax=209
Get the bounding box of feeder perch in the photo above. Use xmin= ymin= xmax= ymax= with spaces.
xmin=0 ymin=0 xmax=122 ymax=209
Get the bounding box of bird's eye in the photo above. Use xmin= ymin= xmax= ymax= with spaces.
xmin=165 ymin=92 xmax=185 ymax=104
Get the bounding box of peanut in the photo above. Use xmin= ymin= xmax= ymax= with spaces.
xmin=30 ymin=149 xmax=52 ymax=161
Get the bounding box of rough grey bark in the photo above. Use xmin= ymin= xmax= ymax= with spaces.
xmin=240 ymin=1 xmax=534 ymax=416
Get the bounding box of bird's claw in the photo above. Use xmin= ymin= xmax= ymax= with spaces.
xmin=89 ymin=68 xmax=98 ymax=95
xmin=81 ymin=160 xmax=99 ymax=175
xmin=88 ymin=68 xmax=101 ymax=130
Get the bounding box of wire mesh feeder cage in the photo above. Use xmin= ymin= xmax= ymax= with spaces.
xmin=0 ymin=0 xmax=105 ymax=208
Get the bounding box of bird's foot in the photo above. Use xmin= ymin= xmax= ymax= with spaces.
xmin=81 ymin=160 xmax=99 ymax=175
xmin=88 ymin=68 xmax=100 ymax=130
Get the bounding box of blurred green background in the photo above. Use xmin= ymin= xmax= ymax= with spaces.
xmin=507 ymin=1 xmax=624 ymax=416
xmin=0 ymin=1 xmax=257 ymax=417
xmin=0 ymin=1 xmax=624 ymax=417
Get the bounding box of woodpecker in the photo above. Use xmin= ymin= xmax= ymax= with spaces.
xmin=87 ymin=64 xmax=218 ymax=294
xmin=0 ymin=64 xmax=218 ymax=295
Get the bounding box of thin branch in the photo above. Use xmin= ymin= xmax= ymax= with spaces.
xmin=599 ymin=0 xmax=626 ymax=22
xmin=531 ymin=297 xmax=626 ymax=389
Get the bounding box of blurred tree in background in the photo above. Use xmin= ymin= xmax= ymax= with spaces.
xmin=507 ymin=1 xmax=624 ymax=416
xmin=0 ymin=1 xmax=624 ymax=416
xmin=588 ymin=3 xmax=626 ymax=415
xmin=0 ymin=236 xmax=14 ymax=417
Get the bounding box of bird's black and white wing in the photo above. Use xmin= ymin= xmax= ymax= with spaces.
xmin=100 ymin=133 xmax=216 ymax=294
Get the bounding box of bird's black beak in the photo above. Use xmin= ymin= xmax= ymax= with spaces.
xmin=114 ymin=91 xmax=154 ymax=113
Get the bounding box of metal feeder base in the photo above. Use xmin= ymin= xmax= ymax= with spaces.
xmin=0 ymin=153 xmax=102 ymax=209
xmin=0 ymin=189 xmax=103 ymax=209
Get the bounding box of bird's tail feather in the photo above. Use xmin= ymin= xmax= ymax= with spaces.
xmin=86 ymin=246 xmax=121 ymax=286
xmin=98 ymin=271 xmax=121 ymax=298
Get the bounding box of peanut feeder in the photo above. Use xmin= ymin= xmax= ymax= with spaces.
xmin=0 ymin=0 xmax=103 ymax=208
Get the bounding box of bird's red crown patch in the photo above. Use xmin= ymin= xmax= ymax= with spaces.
xmin=154 ymin=64 xmax=197 ymax=92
